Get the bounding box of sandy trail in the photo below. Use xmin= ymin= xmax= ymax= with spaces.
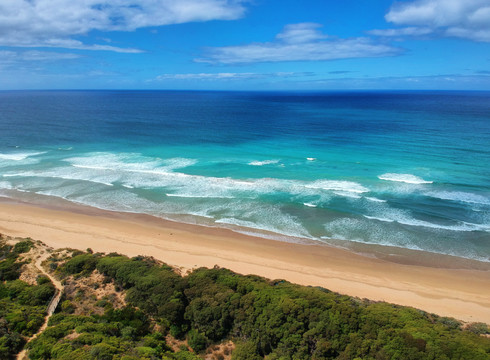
xmin=16 ymin=249 xmax=63 ymax=360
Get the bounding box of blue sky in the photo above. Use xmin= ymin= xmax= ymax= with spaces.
xmin=1 ymin=0 xmax=490 ymax=90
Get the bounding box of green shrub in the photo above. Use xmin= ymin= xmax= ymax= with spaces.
xmin=61 ymin=300 xmax=76 ymax=314
xmin=232 ymin=342 xmax=262 ymax=360
xmin=187 ymin=329 xmax=208 ymax=353
xmin=13 ymin=240 xmax=33 ymax=254
xmin=36 ymin=275 xmax=51 ymax=285
xmin=61 ymin=253 xmax=97 ymax=275
xmin=466 ymin=322 xmax=490 ymax=335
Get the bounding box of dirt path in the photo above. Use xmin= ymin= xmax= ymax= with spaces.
xmin=17 ymin=250 xmax=63 ymax=360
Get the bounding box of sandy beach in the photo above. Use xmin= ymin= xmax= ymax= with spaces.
xmin=0 ymin=199 xmax=489 ymax=324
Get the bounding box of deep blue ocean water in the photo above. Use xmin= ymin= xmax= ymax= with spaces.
xmin=0 ymin=90 xmax=489 ymax=261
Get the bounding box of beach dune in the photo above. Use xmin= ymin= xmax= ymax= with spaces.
xmin=0 ymin=200 xmax=489 ymax=324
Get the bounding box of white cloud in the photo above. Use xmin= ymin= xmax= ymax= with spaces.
xmin=368 ymin=27 xmax=433 ymax=37
xmin=383 ymin=0 xmax=490 ymax=42
xmin=275 ymin=23 xmax=328 ymax=44
xmin=445 ymin=27 xmax=490 ymax=42
xmin=154 ymin=72 xmax=311 ymax=81
xmin=0 ymin=0 xmax=246 ymax=51
xmin=196 ymin=23 xmax=401 ymax=64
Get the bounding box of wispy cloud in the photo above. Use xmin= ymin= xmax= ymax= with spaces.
xmin=196 ymin=23 xmax=402 ymax=64
xmin=153 ymin=72 xmax=313 ymax=81
xmin=328 ymin=70 xmax=356 ymax=74
xmin=375 ymin=0 xmax=490 ymax=42
xmin=368 ymin=27 xmax=433 ymax=37
xmin=0 ymin=50 xmax=81 ymax=68
xmin=0 ymin=0 xmax=247 ymax=52
xmin=275 ymin=23 xmax=328 ymax=43
xmin=300 ymin=73 xmax=490 ymax=90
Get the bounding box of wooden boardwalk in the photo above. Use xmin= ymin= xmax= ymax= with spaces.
xmin=16 ymin=251 xmax=64 ymax=360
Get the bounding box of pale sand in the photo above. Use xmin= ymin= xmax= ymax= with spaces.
xmin=0 ymin=201 xmax=489 ymax=324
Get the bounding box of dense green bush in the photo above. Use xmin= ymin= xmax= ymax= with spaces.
xmin=0 ymin=240 xmax=32 ymax=281
xmin=0 ymin=239 xmax=52 ymax=359
xmin=93 ymin=255 xmax=490 ymax=359
xmin=187 ymin=329 xmax=208 ymax=352
xmin=61 ymin=253 xmax=98 ymax=275
xmin=13 ymin=240 xmax=33 ymax=255
xmin=6 ymin=245 xmax=490 ymax=359
xmin=232 ymin=341 xmax=262 ymax=360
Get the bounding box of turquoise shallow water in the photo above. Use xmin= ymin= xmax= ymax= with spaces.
xmin=0 ymin=90 xmax=489 ymax=261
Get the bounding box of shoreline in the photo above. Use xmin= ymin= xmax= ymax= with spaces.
xmin=0 ymin=198 xmax=489 ymax=323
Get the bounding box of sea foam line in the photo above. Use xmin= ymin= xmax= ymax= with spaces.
xmin=0 ymin=151 xmax=46 ymax=161
xmin=321 ymin=235 xmax=489 ymax=263
xmin=365 ymin=197 xmax=387 ymax=203
xmin=303 ymin=202 xmax=317 ymax=208
xmin=363 ymin=215 xmax=395 ymax=223
xmin=65 ymin=164 xmax=371 ymax=199
xmin=305 ymin=180 xmax=369 ymax=194
xmin=166 ymin=193 xmax=235 ymax=199
xmin=248 ymin=159 xmax=280 ymax=166
xmin=4 ymin=171 xmax=114 ymax=188
xmin=365 ymin=214 xmax=490 ymax=232
xmin=67 ymin=153 xmax=197 ymax=172
xmin=378 ymin=173 xmax=432 ymax=184
xmin=215 ymin=217 xmax=314 ymax=240
xmin=426 ymin=191 xmax=490 ymax=206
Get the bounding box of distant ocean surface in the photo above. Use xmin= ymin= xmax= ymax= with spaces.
xmin=0 ymin=90 xmax=489 ymax=262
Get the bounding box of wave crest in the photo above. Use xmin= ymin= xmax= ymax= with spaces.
xmin=248 ymin=159 xmax=280 ymax=166
xmin=378 ymin=173 xmax=432 ymax=184
xmin=0 ymin=151 xmax=46 ymax=161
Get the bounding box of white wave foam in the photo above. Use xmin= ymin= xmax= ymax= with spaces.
xmin=426 ymin=191 xmax=490 ymax=206
xmin=324 ymin=218 xmax=425 ymax=251
xmin=6 ymin=150 xmax=372 ymax=205
xmin=334 ymin=191 xmax=362 ymax=199
xmin=360 ymin=201 xmax=490 ymax=232
xmin=67 ymin=152 xmax=197 ymax=173
xmin=166 ymin=193 xmax=235 ymax=199
xmin=0 ymin=181 xmax=12 ymax=189
xmin=365 ymin=197 xmax=387 ymax=203
xmin=395 ymin=217 xmax=490 ymax=232
xmin=0 ymin=151 xmax=46 ymax=161
xmin=378 ymin=173 xmax=432 ymax=184
xmin=303 ymin=202 xmax=317 ymax=207
xmin=305 ymin=180 xmax=369 ymax=193
xmin=7 ymin=170 xmax=114 ymax=188
xmin=364 ymin=208 xmax=489 ymax=232
xmin=363 ymin=215 xmax=394 ymax=223
xmin=162 ymin=157 xmax=198 ymax=170
xmin=248 ymin=159 xmax=280 ymax=166
xmin=306 ymin=157 xmax=316 ymax=161
xmin=322 ymin=233 xmax=425 ymax=253
xmin=215 ymin=216 xmax=312 ymax=240
xmin=16 ymin=161 xmax=373 ymax=203
xmin=2 ymin=173 xmax=26 ymax=177
xmin=186 ymin=211 xmax=215 ymax=219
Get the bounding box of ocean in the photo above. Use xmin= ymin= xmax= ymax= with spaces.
xmin=0 ymin=90 xmax=489 ymax=262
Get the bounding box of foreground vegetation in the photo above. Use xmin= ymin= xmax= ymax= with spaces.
xmin=0 ymin=238 xmax=55 ymax=358
xmin=1 ymin=237 xmax=489 ymax=359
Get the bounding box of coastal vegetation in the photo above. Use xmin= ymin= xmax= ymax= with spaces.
xmin=0 ymin=239 xmax=55 ymax=358
xmin=1 ymin=236 xmax=489 ymax=359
